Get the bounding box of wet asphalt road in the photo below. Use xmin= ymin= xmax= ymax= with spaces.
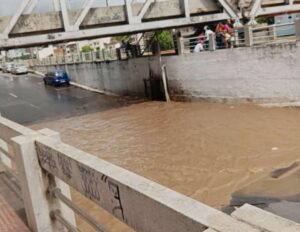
xmin=0 ymin=72 xmax=126 ymax=125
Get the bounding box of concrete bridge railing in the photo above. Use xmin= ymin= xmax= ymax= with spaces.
xmin=0 ymin=115 xmax=267 ymax=232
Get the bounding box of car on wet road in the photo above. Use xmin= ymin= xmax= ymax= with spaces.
xmin=43 ymin=70 xmax=70 ymax=87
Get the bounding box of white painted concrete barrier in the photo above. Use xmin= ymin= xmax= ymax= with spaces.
xmin=232 ymin=204 xmax=300 ymax=232
xmin=34 ymin=136 xmax=260 ymax=232
xmin=0 ymin=116 xmax=75 ymax=232
xmin=1 ymin=115 xmax=297 ymax=232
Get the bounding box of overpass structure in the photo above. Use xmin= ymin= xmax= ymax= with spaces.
xmin=0 ymin=0 xmax=300 ymax=48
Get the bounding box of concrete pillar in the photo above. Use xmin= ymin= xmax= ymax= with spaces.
xmin=271 ymin=24 xmax=277 ymax=41
xmin=244 ymin=25 xmax=253 ymax=47
xmin=12 ymin=130 xmax=76 ymax=232
xmin=176 ymin=37 xmax=184 ymax=55
xmin=234 ymin=29 xmax=240 ymax=47
xmin=38 ymin=129 xmax=76 ymax=228
xmin=296 ymin=19 xmax=300 ymax=41
xmin=208 ymin=33 xmax=216 ymax=51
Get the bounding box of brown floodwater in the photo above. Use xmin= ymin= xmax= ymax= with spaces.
xmin=31 ymin=101 xmax=300 ymax=231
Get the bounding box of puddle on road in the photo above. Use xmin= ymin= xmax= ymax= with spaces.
xmin=31 ymin=101 xmax=300 ymax=231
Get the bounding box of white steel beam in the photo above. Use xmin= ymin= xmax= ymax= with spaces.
xmin=23 ymin=0 xmax=38 ymax=14
xmin=258 ymin=4 xmax=300 ymax=16
xmin=53 ymin=0 xmax=60 ymax=11
xmin=249 ymin=0 xmax=263 ymax=18
xmin=138 ymin=0 xmax=154 ymax=20
xmin=3 ymin=0 xmax=31 ymax=36
xmin=0 ymin=13 xmax=230 ymax=48
xmin=125 ymin=0 xmax=135 ymax=24
xmin=182 ymin=0 xmax=190 ymax=19
xmin=74 ymin=0 xmax=95 ymax=28
xmin=217 ymin=0 xmax=238 ymax=18
xmin=60 ymin=0 xmax=73 ymax=31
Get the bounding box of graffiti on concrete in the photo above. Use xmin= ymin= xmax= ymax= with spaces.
xmin=36 ymin=144 xmax=58 ymax=171
xmin=78 ymin=164 xmax=101 ymax=201
xmin=57 ymin=153 xmax=72 ymax=179
xmin=108 ymin=180 xmax=125 ymax=220
xmin=36 ymin=142 xmax=126 ymax=222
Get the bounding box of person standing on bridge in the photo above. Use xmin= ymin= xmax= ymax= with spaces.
xmin=204 ymin=25 xmax=214 ymax=48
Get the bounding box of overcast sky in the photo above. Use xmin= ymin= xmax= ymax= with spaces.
xmin=0 ymin=0 xmax=125 ymax=17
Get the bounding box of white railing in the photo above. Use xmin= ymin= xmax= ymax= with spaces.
xmin=0 ymin=115 xmax=263 ymax=232
xmin=251 ymin=22 xmax=296 ymax=45
xmin=30 ymin=49 xmax=119 ymax=66
xmin=181 ymin=22 xmax=297 ymax=54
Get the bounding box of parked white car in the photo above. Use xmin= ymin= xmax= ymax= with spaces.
xmin=2 ymin=63 xmax=14 ymax=73
xmin=11 ymin=64 xmax=28 ymax=75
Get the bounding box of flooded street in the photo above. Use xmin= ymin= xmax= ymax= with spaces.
xmin=31 ymin=101 xmax=300 ymax=231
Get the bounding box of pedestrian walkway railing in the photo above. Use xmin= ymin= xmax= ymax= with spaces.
xmin=0 ymin=115 xmax=267 ymax=232
xmin=25 ymin=49 xmax=119 ymax=67
xmin=251 ymin=22 xmax=296 ymax=45
xmin=181 ymin=22 xmax=297 ymax=54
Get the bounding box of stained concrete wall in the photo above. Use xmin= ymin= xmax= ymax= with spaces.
xmin=33 ymin=42 xmax=300 ymax=103
xmin=34 ymin=58 xmax=155 ymax=97
xmin=163 ymin=42 xmax=300 ymax=103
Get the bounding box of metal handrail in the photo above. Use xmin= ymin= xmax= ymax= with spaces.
xmin=50 ymin=210 xmax=82 ymax=232
xmin=51 ymin=188 xmax=111 ymax=232
xmin=0 ymin=147 xmax=14 ymax=160
xmin=252 ymin=22 xmax=295 ymax=31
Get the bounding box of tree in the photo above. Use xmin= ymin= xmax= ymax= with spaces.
xmin=115 ymin=35 xmax=131 ymax=42
xmin=150 ymin=30 xmax=174 ymax=51
xmin=81 ymin=45 xmax=93 ymax=53
xmin=256 ymin=16 xmax=275 ymax=25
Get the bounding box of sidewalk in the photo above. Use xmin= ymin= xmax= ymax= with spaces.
xmin=0 ymin=165 xmax=30 ymax=231
xmin=0 ymin=194 xmax=30 ymax=232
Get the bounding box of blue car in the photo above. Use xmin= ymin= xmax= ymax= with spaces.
xmin=43 ymin=70 xmax=70 ymax=87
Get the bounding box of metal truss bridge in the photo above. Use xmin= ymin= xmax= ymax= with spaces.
xmin=0 ymin=0 xmax=300 ymax=48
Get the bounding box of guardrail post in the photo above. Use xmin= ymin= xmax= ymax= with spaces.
xmin=208 ymin=33 xmax=216 ymax=51
xmin=12 ymin=130 xmax=76 ymax=232
xmin=296 ymin=19 xmax=300 ymax=41
xmin=0 ymin=113 xmax=11 ymax=168
xmin=176 ymin=37 xmax=184 ymax=55
xmin=244 ymin=25 xmax=253 ymax=47
xmin=234 ymin=28 xmax=240 ymax=47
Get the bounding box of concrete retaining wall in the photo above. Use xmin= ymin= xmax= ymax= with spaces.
xmin=33 ymin=42 xmax=300 ymax=103
xmin=34 ymin=58 xmax=154 ymax=97
xmin=163 ymin=42 xmax=300 ymax=103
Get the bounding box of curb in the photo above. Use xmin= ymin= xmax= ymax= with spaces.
xmin=28 ymin=69 xmax=118 ymax=96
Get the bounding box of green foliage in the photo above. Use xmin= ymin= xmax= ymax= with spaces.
xmin=81 ymin=45 xmax=93 ymax=53
xmin=150 ymin=30 xmax=174 ymax=51
xmin=115 ymin=30 xmax=174 ymax=51
xmin=115 ymin=35 xmax=131 ymax=42
xmin=256 ymin=16 xmax=275 ymax=25
xmin=158 ymin=30 xmax=174 ymax=50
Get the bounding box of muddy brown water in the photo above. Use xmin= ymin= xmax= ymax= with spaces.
xmin=31 ymin=101 xmax=300 ymax=231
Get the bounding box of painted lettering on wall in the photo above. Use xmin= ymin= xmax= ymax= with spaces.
xmin=78 ymin=164 xmax=101 ymax=201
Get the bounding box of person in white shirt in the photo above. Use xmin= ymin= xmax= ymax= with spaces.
xmin=204 ymin=25 xmax=214 ymax=42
